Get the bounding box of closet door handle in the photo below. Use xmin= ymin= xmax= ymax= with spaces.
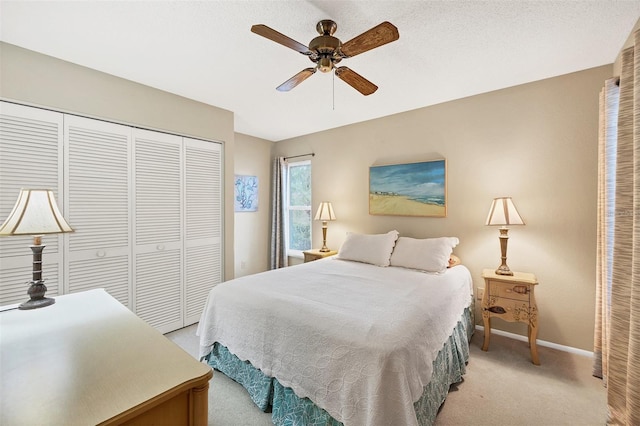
xmin=96 ymin=250 xmax=106 ymax=258
xmin=156 ymin=244 xmax=165 ymax=251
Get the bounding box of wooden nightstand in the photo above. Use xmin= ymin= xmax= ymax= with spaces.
xmin=481 ymin=269 xmax=540 ymax=365
xmin=303 ymin=249 xmax=338 ymax=263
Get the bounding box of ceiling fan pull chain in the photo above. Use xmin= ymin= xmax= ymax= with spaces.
xmin=333 ymin=71 xmax=335 ymax=111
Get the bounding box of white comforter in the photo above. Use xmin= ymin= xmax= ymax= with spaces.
xmin=197 ymin=258 xmax=473 ymax=426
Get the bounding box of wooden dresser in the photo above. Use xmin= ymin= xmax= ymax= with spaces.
xmin=0 ymin=289 xmax=213 ymax=425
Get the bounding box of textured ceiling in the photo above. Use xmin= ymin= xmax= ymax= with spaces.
xmin=1 ymin=1 xmax=639 ymax=141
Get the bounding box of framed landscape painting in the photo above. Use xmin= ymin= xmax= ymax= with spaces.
xmin=369 ymin=159 xmax=446 ymax=217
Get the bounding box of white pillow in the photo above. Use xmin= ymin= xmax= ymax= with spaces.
xmin=337 ymin=230 xmax=399 ymax=267
xmin=390 ymin=236 xmax=459 ymax=273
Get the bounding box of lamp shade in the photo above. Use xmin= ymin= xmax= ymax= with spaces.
xmin=0 ymin=189 xmax=74 ymax=236
xmin=314 ymin=202 xmax=336 ymax=221
xmin=485 ymin=197 xmax=524 ymax=226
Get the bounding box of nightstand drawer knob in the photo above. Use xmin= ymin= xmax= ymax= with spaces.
xmin=511 ymin=285 xmax=529 ymax=294
xmin=488 ymin=306 xmax=506 ymax=314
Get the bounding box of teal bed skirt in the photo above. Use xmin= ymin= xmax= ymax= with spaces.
xmin=204 ymin=306 xmax=474 ymax=426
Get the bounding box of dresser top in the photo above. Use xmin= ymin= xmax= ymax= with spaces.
xmin=0 ymin=289 xmax=212 ymax=425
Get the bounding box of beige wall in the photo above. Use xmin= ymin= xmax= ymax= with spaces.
xmin=0 ymin=42 xmax=237 ymax=281
xmin=274 ymin=65 xmax=612 ymax=351
xmin=233 ymin=133 xmax=273 ymax=277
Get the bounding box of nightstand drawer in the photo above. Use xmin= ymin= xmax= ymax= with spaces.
xmin=486 ymin=297 xmax=532 ymax=322
xmin=488 ymin=280 xmax=531 ymax=302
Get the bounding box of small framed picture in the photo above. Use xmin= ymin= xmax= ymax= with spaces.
xmin=234 ymin=175 xmax=258 ymax=212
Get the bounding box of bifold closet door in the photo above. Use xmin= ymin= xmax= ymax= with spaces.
xmin=1 ymin=101 xmax=224 ymax=331
xmin=0 ymin=102 xmax=64 ymax=305
xmin=64 ymin=115 xmax=132 ymax=307
xmin=133 ymin=128 xmax=183 ymax=333
xmin=184 ymin=138 xmax=222 ymax=325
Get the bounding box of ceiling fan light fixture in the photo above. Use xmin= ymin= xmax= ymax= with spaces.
xmin=318 ymin=57 xmax=333 ymax=73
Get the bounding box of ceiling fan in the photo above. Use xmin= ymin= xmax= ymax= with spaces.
xmin=251 ymin=19 xmax=399 ymax=96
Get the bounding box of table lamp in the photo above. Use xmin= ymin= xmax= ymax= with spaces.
xmin=314 ymin=201 xmax=336 ymax=252
xmin=485 ymin=197 xmax=524 ymax=276
xmin=0 ymin=189 xmax=74 ymax=309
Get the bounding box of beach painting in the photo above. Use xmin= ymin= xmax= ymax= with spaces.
xmin=369 ymin=159 xmax=446 ymax=217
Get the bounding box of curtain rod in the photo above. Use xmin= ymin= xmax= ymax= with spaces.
xmin=284 ymin=153 xmax=315 ymax=160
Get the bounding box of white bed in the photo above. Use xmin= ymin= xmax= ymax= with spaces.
xmin=198 ymin=246 xmax=474 ymax=425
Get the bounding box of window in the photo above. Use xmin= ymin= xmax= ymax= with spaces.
xmin=286 ymin=160 xmax=311 ymax=256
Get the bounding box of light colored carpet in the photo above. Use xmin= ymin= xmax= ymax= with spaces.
xmin=166 ymin=324 xmax=606 ymax=425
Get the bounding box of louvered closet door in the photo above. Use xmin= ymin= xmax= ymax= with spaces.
xmin=0 ymin=102 xmax=64 ymax=305
xmin=133 ymin=129 xmax=183 ymax=333
xmin=64 ymin=115 xmax=131 ymax=306
xmin=184 ymin=138 xmax=222 ymax=325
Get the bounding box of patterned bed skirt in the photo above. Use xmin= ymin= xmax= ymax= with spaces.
xmin=204 ymin=306 xmax=474 ymax=426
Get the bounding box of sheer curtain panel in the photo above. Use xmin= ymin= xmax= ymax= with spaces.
xmin=595 ymin=30 xmax=640 ymax=425
xmin=594 ymin=78 xmax=619 ymax=381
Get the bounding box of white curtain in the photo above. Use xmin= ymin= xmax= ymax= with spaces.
xmin=270 ymin=157 xmax=288 ymax=269
xmin=594 ymin=32 xmax=640 ymax=425
xmin=594 ymin=78 xmax=619 ymax=382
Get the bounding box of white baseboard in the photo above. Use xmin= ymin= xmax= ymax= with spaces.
xmin=475 ymin=325 xmax=594 ymax=358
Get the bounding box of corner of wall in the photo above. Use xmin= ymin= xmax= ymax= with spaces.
xmin=614 ymin=17 xmax=640 ymax=76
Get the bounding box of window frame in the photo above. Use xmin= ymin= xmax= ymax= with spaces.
xmin=285 ymin=159 xmax=312 ymax=258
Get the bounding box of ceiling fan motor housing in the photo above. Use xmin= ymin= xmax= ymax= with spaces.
xmin=309 ymin=34 xmax=341 ymax=72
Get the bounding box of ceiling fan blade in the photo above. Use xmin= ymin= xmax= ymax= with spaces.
xmin=335 ymin=67 xmax=378 ymax=96
xmin=251 ymin=24 xmax=311 ymax=54
xmin=340 ymin=21 xmax=399 ymax=58
xmin=276 ymin=68 xmax=317 ymax=92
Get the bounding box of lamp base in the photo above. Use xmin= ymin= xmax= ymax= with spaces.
xmin=495 ymin=227 xmax=514 ymax=276
xmin=495 ymin=264 xmax=514 ymax=276
xmin=19 ymin=297 xmax=55 ymax=310
xmin=319 ymin=223 xmax=330 ymax=252
xmin=19 ymin=280 xmax=55 ymax=310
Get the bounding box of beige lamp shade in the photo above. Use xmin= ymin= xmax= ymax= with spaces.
xmin=314 ymin=202 xmax=336 ymax=221
xmin=485 ymin=197 xmax=524 ymax=226
xmin=0 ymin=189 xmax=74 ymax=236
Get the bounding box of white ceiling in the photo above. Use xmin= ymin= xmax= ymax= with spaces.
xmin=1 ymin=1 xmax=639 ymax=142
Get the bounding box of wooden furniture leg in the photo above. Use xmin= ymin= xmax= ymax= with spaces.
xmin=192 ymin=380 xmax=211 ymax=426
xmin=482 ymin=314 xmax=491 ymax=351
xmin=529 ymin=321 xmax=540 ymax=365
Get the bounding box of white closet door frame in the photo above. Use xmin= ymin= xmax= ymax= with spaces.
xmin=0 ymin=102 xmax=65 ymax=305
